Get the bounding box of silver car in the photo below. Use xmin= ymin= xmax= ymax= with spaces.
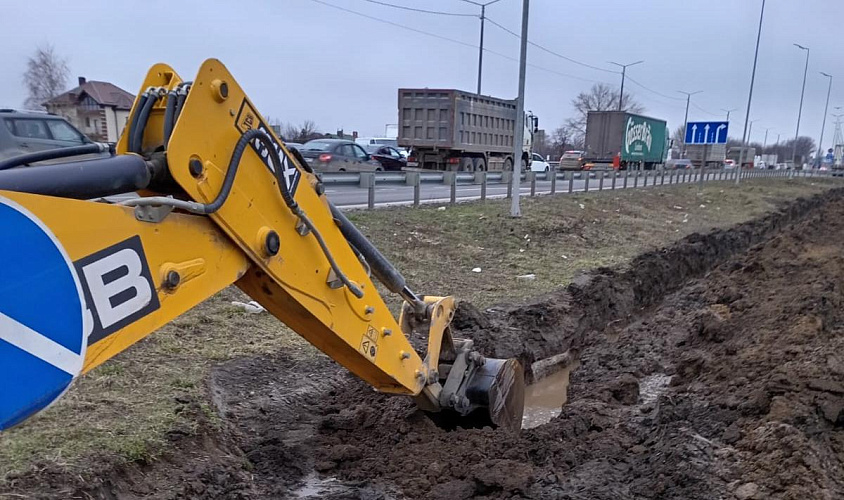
xmin=0 ymin=109 xmax=92 ymax=160
xmin=298 ymin=139 xmax=383 ymax=172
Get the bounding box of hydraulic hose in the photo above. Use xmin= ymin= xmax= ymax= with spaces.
xmin=173 ymin=84 xmax=189 ymax=127
xmin=131 ymin=90 xmax=159 ymax=154
xmin=162 ymin=89 xmax=177 ymax=148
xmin=127 ymin=91 xmax=149 ymax=153
xmin=0 ymin=143 xmax=111 ymax=171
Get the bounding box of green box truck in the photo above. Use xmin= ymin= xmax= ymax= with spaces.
xmin=583 ymin=111 xmax=668 ymax=170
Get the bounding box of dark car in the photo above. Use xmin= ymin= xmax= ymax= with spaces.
xmin=298 ymin=139 xmax=382 ymax=172
xmin=364 ymin=145 xmax=406 ymax=171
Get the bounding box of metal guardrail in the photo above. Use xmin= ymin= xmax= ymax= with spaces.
xmin=328 ymin=167 xmax=841 ymax=209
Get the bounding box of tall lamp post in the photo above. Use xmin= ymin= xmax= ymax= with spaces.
xmin=609 ymin=60 xmax=644 ymax=111
xmin=792 ymin=43 xmax=810 ymax=168
xmin=721 ymin=108 xmax=737 ymax=122
xmin=763 ymin=127 xmax=774 ymax=150
xmin=736 ymin=0 xmax=766 ymax=184
xmin=462 ymin=0 xmax=503 ymax=95
xmin=818 ymin=72 xmax=833 ymax=167
xmin=679 ymin=90 xmax=703 ymax=158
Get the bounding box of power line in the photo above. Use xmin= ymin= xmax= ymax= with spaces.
xmin=309 ymin=0 xmax=478 ymax=50
xmin=484 ymin=17 xmax=619 ymax=74
xmin=691 ymin=102 xmax=721 ymax=117
xmin=309 ymin=0 xmax=614 ymax=86
xmin=361 ymin=0 xmax=477 ymax=17
xmin=625 ymin=76 xmax=685 ymax=101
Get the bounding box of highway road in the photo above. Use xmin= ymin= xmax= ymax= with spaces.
xmin=327 ymin=171 xmax=733 ymax=208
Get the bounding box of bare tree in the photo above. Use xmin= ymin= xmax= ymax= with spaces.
xmin=563 ymin=83 xmax=644 ymax=144
xmin=22 ymin=44 xmax=69 ymax=110
xmin=281 ymin=120 xmax=322 ymax=143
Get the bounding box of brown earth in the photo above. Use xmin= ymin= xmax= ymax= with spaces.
xmin=5 ymin=185 xmax=844 ymax=499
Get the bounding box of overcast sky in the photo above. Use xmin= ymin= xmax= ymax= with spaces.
xmin=3 ymin=0 xmax=843 ymax=148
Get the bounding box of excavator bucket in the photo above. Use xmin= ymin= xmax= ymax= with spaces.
xmin=464 ymin=357 xmax=526 ymax=432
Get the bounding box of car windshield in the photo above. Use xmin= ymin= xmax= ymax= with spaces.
xmin=302 ymin=141 xmax=334 ymax=151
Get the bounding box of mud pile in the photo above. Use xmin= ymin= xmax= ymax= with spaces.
xmin=299 ymin=188 xmax=844 ymax=499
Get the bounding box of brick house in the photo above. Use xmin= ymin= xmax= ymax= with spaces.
xmin=44 ymin=77 xmax=135 ymax=143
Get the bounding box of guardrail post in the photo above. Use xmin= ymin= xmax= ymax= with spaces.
xmin=584 ymin=172 xmax=590 ymax=192
xmin=551 ymin=170 xmax=557 ymax=194
xmin=623 ymin=168 xmax=629 ymax=188
xmin=568 ymin=172 xmax=574 ymax=193
xmin=442 ymin=171 xmax=457 ymax=204
xmin=528 ymin=171 xmax=537 ymax=196
xmin=598 ymin=171 xmax=604 ymax=190
xmin=633 ymin=169 xmax=639 ymax=188
xmin=611 ymin=170 xmax=617 ymax=190
xmin=406 ymin=172 xmax=421 ymax=207
xmin=365 ymin=173 xmax=375 ymax=209
xmin=481 ymin=172 xmax=488 ymax=200
xmin=699 ymin=165 xmax=705 ymax=190
xmin=644 ymin=170 xmax=650 ymax=187
xmin=359 ymin=172 xmax=374 ymax=189
xmin=503 ymin=171 xmax=513 ymax=198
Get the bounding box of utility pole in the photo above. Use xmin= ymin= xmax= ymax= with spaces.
xmin=763 ymin=127 xmax=774 ymax=150
xmin=818 ymin=72 xmax=833 ymax=167
xmin=462 ymin=0 xmax=502 ymax=95
xmin=679 ymin=90 xmax=703 ymax=158
xmin=510 ymin=0 xmax=529 ymax=218
xmin=609 ymin=60 xmax=643 ymax=111
xmin=722 ymin=108 xmax=737 ymax=122
xmin=737 ymin=0 xmax=766 ymax=184
xmin=792 ymin=43 xmax=810 ymax=169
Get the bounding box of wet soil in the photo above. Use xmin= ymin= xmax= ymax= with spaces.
xmin=12 ymin=187 xmax=844 ymax=499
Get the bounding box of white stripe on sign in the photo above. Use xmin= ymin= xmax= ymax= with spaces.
xmin=0 ymin=312 xmax=83 ymax=376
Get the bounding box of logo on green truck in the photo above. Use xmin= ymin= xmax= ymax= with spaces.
xmin=625 ymin=117 xmax=652 ymax=157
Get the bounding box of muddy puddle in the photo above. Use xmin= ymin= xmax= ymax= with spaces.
xmin=522 ymin=360 xmax=580 ymax=429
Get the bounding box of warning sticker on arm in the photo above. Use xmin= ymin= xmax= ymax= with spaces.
xmin=359 ymin=326 xmax=379 ymax=361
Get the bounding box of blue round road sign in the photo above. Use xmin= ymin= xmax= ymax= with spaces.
xmin=0 ymin=197 xmax=86 ymax=430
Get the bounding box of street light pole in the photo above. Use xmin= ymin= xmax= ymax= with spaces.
xmin=721 ymin=108 xmax=737 ymax=122
xmin=463 ymin=0 xmax=502 ymax=95
xmin=736 ymin=0 xmax=766 ymax=184
xmin=509 ymin=0 xmax=529 ymax=218
xmin=818 ymin=72 xmax=833 ymax=167
xmin=792 ymin=43 xmax=810 ymax=169
xmin=679 ymin=90 xmax=703 ymax=158
xmin=763 ymin=127 xmax=774 ymax=150
xmin=609 ymin=60 xmax=644 ymax=111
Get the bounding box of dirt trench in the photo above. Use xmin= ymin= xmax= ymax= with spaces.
xmin=53 ymin=188 xmax=844 ymax=498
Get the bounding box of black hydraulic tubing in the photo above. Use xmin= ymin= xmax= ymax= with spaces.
xmin=0 ymin=143 xmax=110 ymax=171
xmin=173 ymin=85 xmax=189 ymax=127
xmin=201 ymin=128 xmax=297 ymax=214
xmin=204 ymin=129 xmax=363 ymax=298
xmin=163 ymin=90 xmax=177 ymax=148
xmin=127 ymin=92 xmax=149 ymax=153
xmin=0 ymin=155 xmax=152 ymax=199
xmin=131 ymin=91 xmax=158 ymax=154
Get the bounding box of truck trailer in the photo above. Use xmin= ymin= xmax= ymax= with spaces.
xmin=397 ymin=89 xmax=534 ymax=172
xmin=583 ymin=111 xmax=668 ymax=170
xmin=685 ymin=144 xmax=727 ymax=168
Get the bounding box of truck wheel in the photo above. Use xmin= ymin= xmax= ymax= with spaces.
xmin=459 ymin=157 xmax=475 ymax=172
xmin=473 ymin=157 xmax=487 ymax=171
xmin=503 ymin=158 xmax=513 ymax=171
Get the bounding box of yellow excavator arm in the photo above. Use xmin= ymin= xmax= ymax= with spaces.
xmin=0 ymin=60 xmax=524 ymax=432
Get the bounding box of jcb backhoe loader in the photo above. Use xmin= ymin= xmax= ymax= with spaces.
xmin=0 ymin=60 xmax=525 ymax=433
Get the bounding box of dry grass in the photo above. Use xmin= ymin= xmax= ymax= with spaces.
xmin=1 ymin=177 xmax=839 ymax=485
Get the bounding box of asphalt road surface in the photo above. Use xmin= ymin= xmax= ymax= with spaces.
xmin=327 ymin=171 xmax=731 ymax=208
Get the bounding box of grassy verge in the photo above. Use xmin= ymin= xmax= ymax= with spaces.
xmin=1 ymin=178 xmax=839 ymax=485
